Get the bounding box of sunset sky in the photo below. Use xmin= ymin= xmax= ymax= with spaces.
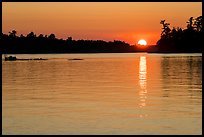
xmin=2 ymin=2 xmax=202 ymax=45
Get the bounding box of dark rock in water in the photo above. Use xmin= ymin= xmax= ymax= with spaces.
xmin=5 ymin=56 xmax=17 ymax=61
xmin=4 ymin=55 xmax=48 ymax=61
xmin=68 ymin=58 xmax=84 ymax=61
xmin=33 ymin=58 xmax=48 ymax=60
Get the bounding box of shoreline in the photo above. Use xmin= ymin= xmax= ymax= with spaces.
xmin=1 ymin=52 xmax=202 ymax=54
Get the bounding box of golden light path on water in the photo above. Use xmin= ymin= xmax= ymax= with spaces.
xmin=139 ymin=56 xmax=147 ymax=109
xmin=2 ymin=54 xmax=202 ymax=134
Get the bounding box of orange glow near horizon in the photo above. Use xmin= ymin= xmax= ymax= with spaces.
xmin=2 ymin=2 xmax=202 ymax=45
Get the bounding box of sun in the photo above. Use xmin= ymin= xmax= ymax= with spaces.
xmin=138 ymin=39 xmax=147 ymax=46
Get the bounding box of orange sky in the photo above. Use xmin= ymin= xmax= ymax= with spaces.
xmin=2 ymin=2 xmax=202 ymax=45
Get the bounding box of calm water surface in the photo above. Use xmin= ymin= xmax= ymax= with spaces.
xmin=2 ymin=53 xmax=202 ymax=135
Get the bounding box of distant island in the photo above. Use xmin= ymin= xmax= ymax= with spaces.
xmin=1 ymin=16 xmax=202 ymax=54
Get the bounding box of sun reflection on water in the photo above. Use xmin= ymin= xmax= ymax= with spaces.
xmin=139 ymin=56 xmax=147 ymax=108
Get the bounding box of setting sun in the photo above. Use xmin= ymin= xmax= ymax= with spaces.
xmin=138 ymin=39 xmax=147 ymax=46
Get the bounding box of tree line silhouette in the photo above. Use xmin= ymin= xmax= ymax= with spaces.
xmin=1 ymin=15 xmax=202 ymax=54
xmin=157 ymin=15 xmax=202 ymax=53
xmin=1 ymin=31 xmax=137 ymax=54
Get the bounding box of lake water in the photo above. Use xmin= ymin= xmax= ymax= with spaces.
xmin=2 ymin=53 xmax=202 ymax=135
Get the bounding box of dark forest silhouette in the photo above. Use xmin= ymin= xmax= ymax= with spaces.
xmin=1 ymin=31 xmax=137 ymax=53
xmin=157 ymin=16 xmax=203 ymax=53
xmin=1 ymin=16 xmax=202 ymax=54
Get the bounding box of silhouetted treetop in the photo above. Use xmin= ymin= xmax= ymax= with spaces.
xmin=1 ymin=30 xmax=134 ymax=54
xmin=157 ymin=15 xmax=202 ymax=53
xmin=8 ymin=30 xmax=17 ymax=38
